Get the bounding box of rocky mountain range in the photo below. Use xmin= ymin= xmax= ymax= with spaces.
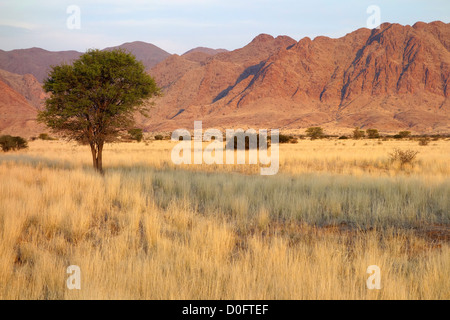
xmin=0 ymin=41 xmax=172 ymax=82
xmin=0 ymin=21 xmax=449 ymax=138
xmin=143 ymin=21 xmax=450 ymax=134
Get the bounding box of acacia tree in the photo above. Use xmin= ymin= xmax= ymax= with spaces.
xmin=352 ymin=127 xmax=365 ymax=139
xmin=38 ymin=49 xmax=160 ymax=173
xmin=305 ymin=127 xmax=324 ymax=140
xmin=366 ymin=128 xmax=380 ymax=139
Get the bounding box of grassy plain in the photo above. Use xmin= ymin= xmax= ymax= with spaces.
xmin=0 ymin=138 xmax=449 ymax=299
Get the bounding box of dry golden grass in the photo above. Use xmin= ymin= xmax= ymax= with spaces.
xmin=13 ymin=138 xmax=450 ymax=177
xmin=0 ymin=139 xmax=449 ymax=299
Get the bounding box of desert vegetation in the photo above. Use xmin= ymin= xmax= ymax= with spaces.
xmin=0 ymin=135 xmax=28 ymax=152
xmin=38 ymin=49 xmax=160 ymax=173
xmin=366 ymin=129 xmax=380 ymax=139
xmin=128 ymin=129 xmax=144 ymax=142
xmin=37 ymin=133 xmax=57 ymax=141
xmin=0 ymin=138 xmax=448 ymax=300
xmin=305 ymin=127 xmax=324 ymax=140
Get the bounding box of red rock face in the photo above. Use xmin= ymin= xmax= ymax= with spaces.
xmin=1 ymin=22 xmax=449 ymax=137
xmin=0 ymin=42 xmax=172 ymax=137
xmin=0 ymin=41 xmax=171 ymax=82
xmin=0 ymin=48 xmax=82 ymax=83
xmin=0 ymin=79 xmax=46 ymax=137
xmin=0 ymin=70 xmax=48 ymax=110
xmin=102 ymin=41 xmax=171 ymax=72
xmin=144 ymin=22 xmax=450 ymax=134
xmin=143 ymin=34 xmax=298 ymax=131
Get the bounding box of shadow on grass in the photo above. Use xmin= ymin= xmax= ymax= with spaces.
xmin=2 ymin=154 xmax=448 ymax=232
xmin=0 ymin=154 xmax=87 ymax=172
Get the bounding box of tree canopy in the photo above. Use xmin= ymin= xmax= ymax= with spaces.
xmin=38 ymin=49 xmax=160 ymax=172
xmin=353 ymin=127 xmax=365 ymax=139
xmin=0 ymin=135 xmax=28 ymax=152
xmin=305 ymin=127 xmax=324 ymax=140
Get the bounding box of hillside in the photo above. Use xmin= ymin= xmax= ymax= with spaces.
xmin=0 ymin=41 xmax=171 ymax=82
xmin=102 ymin=41 xmax=171 ymax=71
xmin=1 ymin=22 xmax=449 ymax=137
xmin=143 ymin=22 xmax=450 ymax=134
xmin=0 ymin=79 xmax=45 ymax=137
xmin=0 ymin=69 xmax=47 ymax=110
xmin=0 ymin=48 xmax=81 ymax=83
xmin=144 ymin=34 xmax=297 ymax=131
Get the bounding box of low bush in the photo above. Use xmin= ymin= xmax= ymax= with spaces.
xmin=128 ymin=128 xmax=144 ymax=142
xmin=366 ymin=129 xmax=380 ymax=139
xmin=0 ymin=135 xmax=28 ymax=152
xmin=38 ymin=133 xmax=57 ymax=140
xmin=279 ymin=134 xmax=298 ymax=144
xmin=418 ymin=137 xmax=430 ymax=146
xmin=397 ymin=131 xmax=411 ymax=139
xmin=352 ymin=127 xmax=365 ymax=139
xmin=389 ymin=148 xmax=419 ymax=167
xmin=306 ymin=127 xmax=324 ymax=140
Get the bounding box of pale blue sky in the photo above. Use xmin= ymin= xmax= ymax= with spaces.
xmin=0 ymin=0 xmax=448 ymax=54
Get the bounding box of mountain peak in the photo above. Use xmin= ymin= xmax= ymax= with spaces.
xmin=1 ymin=21 xmax=450 ymax=136
xmin=103 ymin=41 xmax=166 ymax=51
xmin=251 ymin=34 xmax=275 ymax=44
xmin=143 ymin=21 xmax=450 ymax=134
xmin=182 ymin=47 xmax=228 ymax=56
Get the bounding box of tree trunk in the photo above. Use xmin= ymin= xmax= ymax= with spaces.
xmin=97 ymin=142 xmax=103 ymax=174
xmin=90 ymin=141 xmax=104 ymax=174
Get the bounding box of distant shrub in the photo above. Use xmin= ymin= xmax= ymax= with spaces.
xmin=306 ymin=127 xmax=324 ymax=140
xmin=338 ymin=136 xmax=348 ymax=140
xmin=38 ymin=133 xmax=57 ymax=140
xmin=278 ymin=134 xmax=292 ymax=144
xmin=0 ymin=135 xmax=28 ymax=152
xmin=154 ymin=134 xmax=164 ymax=141
xmin=366 ymin=129 xmax=380 ymax=139
xmin=352 ymin=127 xmax=365 ymax=139
xmin=279 ymin=134 xmax=298 ymax=144
xmin=128 ymin=128 xmax=143 ymax=142
xmin=431 ymin=135 xmax=440 ymax=141
xmin=389 ymin=148 xmax=419 ymax=167
xmin=398 ymin=131 xmax=411 ymax=139
xmin=418 ymin=137 xmax=430 ymax=146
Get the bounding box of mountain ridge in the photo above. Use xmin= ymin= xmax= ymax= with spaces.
xmin=0 ymin=41 xmax=175 ymax=82
xmin=1 ymin=21 xmax=449 ymax=137
xmin=142 ymin=21 xmax=450 ymax=134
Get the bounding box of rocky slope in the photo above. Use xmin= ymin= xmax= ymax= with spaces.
xmin=103 ymin=41 xmax=171 ymax=71
xmin=0 ymin=48 xmax=82 ymax=83
xmin=0 ymin=79 xmax=45 ymax=137
xmin=1 ymin=22 xmax=449 ymax=137
xmin=0 ymin=69 xmax=48 ymax=110
xmin=144 ymin=34 xmax=298 ymax=131
xmin=0 ymin=41 xmax=171 ymax=82
xmin=143 ymin=21 xmax=450 ymax=134
xmin=0 ymin=42 xmax=228 ymax=137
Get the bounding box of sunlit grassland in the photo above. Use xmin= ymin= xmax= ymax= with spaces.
xmin=0 ymin=139 xmax=449 ymax=299
xmin=11 ymin=138 xmax=450 ymax=177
